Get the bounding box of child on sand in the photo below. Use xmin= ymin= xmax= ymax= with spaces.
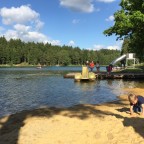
xmin=128 ymin=93 xmax=144 ymax=116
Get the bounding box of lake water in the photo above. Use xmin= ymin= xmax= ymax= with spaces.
xmin=0 ymin=66 xmax=144 ymax=118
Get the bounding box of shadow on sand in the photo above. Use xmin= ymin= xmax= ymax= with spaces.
xmin=0 ymin=98 xmax=144 ymax=144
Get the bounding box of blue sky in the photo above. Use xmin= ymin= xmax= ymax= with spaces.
xmin=0 ymin=0 xmax=122 ymax=50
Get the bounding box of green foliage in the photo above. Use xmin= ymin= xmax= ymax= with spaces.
xmin=120 ymin=68 xmax=144 ymax=73
xmin=104 ymin=0 xmax=144 ymax=62
xmin=121 ymin=38 xmax=132 ymax=55
xmin=0 ymin=37 xmax=121 ymax=66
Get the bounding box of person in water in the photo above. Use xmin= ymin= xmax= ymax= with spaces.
xmin=128 ymin=93 xmax=144 ymax=116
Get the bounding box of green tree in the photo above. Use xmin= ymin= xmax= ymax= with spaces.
xmin=104 ymin=0 xmax=144 ymax=61
xmin=121 ymin=38 xmax=131 ymax=55
xmin=0 ymin=37 xmax=8 ymax=64
xmin=57 ymin=50 xmax=70 ymax=66
xmin=0 ymin=36 xmax=121 ymax=66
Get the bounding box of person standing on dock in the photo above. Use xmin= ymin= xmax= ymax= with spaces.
xmin=89 ymin=61 xmax=95 ymax=72
xmin=86 ymin=60 xmax=89 ymax=68
xmin=96 ymin=61 xmax=100 ymax=73
xmin=106 ymin=64 xmax=112 ymax=75
xmin=120 ymin=58 xmax=126 ymax=69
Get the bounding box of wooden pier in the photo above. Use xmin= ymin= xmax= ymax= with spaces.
xmin=64 ymin=72 xmax=144 ymax=80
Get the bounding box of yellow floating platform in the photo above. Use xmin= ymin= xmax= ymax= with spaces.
xmin=74 ymin=66 xmax=96 ymax=82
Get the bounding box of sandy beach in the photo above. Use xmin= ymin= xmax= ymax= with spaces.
xmin=0 ymin=88 xmax=144 ymax=144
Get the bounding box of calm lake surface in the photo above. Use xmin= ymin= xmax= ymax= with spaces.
xmin=0 ymin=66 xmax=144 ymax=118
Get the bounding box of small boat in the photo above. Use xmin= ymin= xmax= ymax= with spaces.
xmin=37 ymin=66 xmax=42 ymax=69
xmin=74 ymin=66 xmax=97 ymax=82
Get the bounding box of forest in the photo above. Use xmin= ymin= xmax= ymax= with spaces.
xmin=1 ymin=0 xmax=144 ymax=66
xmin=0 ymin=37 xmax=121 ymax=66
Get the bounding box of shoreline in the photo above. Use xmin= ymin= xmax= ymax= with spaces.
xmin=0 ymin=88 xmax=144 ymax=144
xmin=0 ymin=98 xmax=121 ymax=119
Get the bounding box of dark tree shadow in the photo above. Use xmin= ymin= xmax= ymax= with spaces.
xmin=0 ymin=100 xmax=144 ymax=144
xmin=123 ymin=117 xmax=144 ymax=138
xmin=116 ymin=107 xmax=129 ymax=112
xmin=115 ymin=107 xmax=144 ymax=138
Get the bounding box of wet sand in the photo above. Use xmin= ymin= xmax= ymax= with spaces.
xmin=0 ymin=88 xmax=144 ymax=144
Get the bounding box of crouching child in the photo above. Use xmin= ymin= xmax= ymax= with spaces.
xmin=128 ymin=93 xmax=144 ymax=116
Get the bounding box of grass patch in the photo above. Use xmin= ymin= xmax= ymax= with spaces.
xmin=119 ymin=67 xmax=144 ymax=73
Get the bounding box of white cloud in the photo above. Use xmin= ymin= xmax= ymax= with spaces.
xmin=14 ymin=24 xmax=31 ymax=33
xmin=96 ymin=0 xmax=115 ymax=3
xmin=90 ymin=42 xmax=121 ymax=50
xmin=0 ymin=5 xmax=39 ymax=25
xmin=4 ymin=29 xmax=18 ymax=40
xmin=0 ymin=26 xmax=5 ymax=32
xmin=119 ymin=39 xmax=124 ymax=45
xmin=22 ymin=31 xmax=48 ymax=43
xmin=93 ymin=44 xmax=104 ymax=50
xmin=60 ymin=0 xmax=94 ymax=13
xmin=107 ymin=45 xmax=119 ymax=50
xmin=72 ymin=19 xmax=80 ymax=24
xmin=106 ymin=15 xmax=114 ymax=21
xmin=35 ymin=20 xmax=44 ymax=31
xmin=68 ymin=40 xmax=75 ymax=46
xmin=3 ymin=28 xmax=62 ymax=45
xmin=4 ymin=28 xmax=47 ymax=42
xmin=0 ymin=5 xmax=61 ymax=46
xmin=49 ymin=40 xmax=61 ymax=46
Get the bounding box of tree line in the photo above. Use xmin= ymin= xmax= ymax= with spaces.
xmin=0 ymin=37 xmax=121 ymax=66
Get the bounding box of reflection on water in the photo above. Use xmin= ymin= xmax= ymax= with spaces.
xmin=0 ymin=67 xmax=144 ymax=118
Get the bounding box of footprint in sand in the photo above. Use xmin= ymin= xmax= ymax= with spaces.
xmin=95 ymin=131 xmax=101 ymax=139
